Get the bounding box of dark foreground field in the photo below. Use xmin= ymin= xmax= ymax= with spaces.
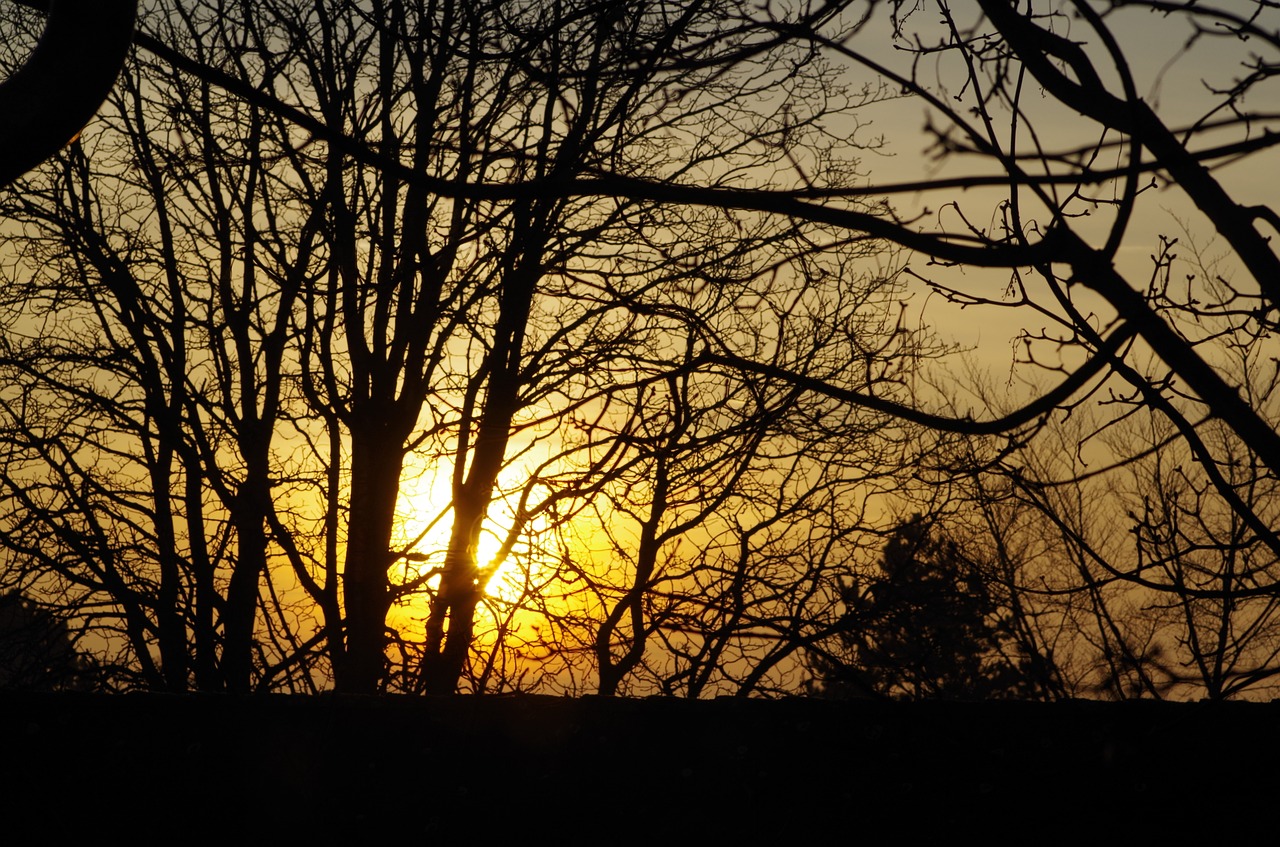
xmin=2 ymin=693 xmax=1274 ymax=842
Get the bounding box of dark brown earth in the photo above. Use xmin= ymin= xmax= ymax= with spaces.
xmin=2 ymin=694 xmax=1272 ymax=842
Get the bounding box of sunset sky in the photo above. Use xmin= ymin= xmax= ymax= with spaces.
xmin=2 ymin=0 xmax=1278 ymax=701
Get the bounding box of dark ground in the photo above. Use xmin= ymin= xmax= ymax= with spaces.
xmin=1 ymin=693 xmax=1274 ymax=842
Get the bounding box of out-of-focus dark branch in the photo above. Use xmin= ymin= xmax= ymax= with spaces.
xmin=0 ymin=0 xmax=136 ymax=185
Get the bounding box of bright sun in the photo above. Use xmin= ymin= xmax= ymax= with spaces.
xmin=392 ymin=455 xmax=520 ymax=602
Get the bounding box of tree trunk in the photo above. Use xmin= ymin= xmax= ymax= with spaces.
xmin=336 ymin=426 xmax=405 ymax=693
xmin=222 ymin=437 xmax=274 ymax=693
xmin=222 ymin=491 xmax=266 ymax=694
xmin=418 ymin=496 xmax=484 ymax=695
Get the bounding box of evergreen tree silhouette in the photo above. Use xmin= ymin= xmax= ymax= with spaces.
xmin=0 ymin=593 xmax=97 ymax=691
xmin=813 ymin=516 xmax=1034 ymax=700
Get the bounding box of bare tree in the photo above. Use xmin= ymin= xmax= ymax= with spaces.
xmin=263 ymin=0 xmax=898 ymax=694
xmin=0 ymin=0 xmax=341 ymax=692
xmin=973 ymin=344 xmax=1280 ymax=699
xmin=593 ymin=0 xmax=1280 ymax=697
xmin=0 ymin=0 xmax=910 ymax=696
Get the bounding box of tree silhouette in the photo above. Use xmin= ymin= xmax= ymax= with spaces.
xmin=0 ymin=592 xmax=96 ymax=691
xmin=0 ymin=0 xmax=911 ymax=695
xmin=960 ymin=366 xmax=1280 ymax=700
xmin=810 ymin=516 xmax=1036 ymax=700
xmin=569 ymin=1 xmax=1280 ymax=699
